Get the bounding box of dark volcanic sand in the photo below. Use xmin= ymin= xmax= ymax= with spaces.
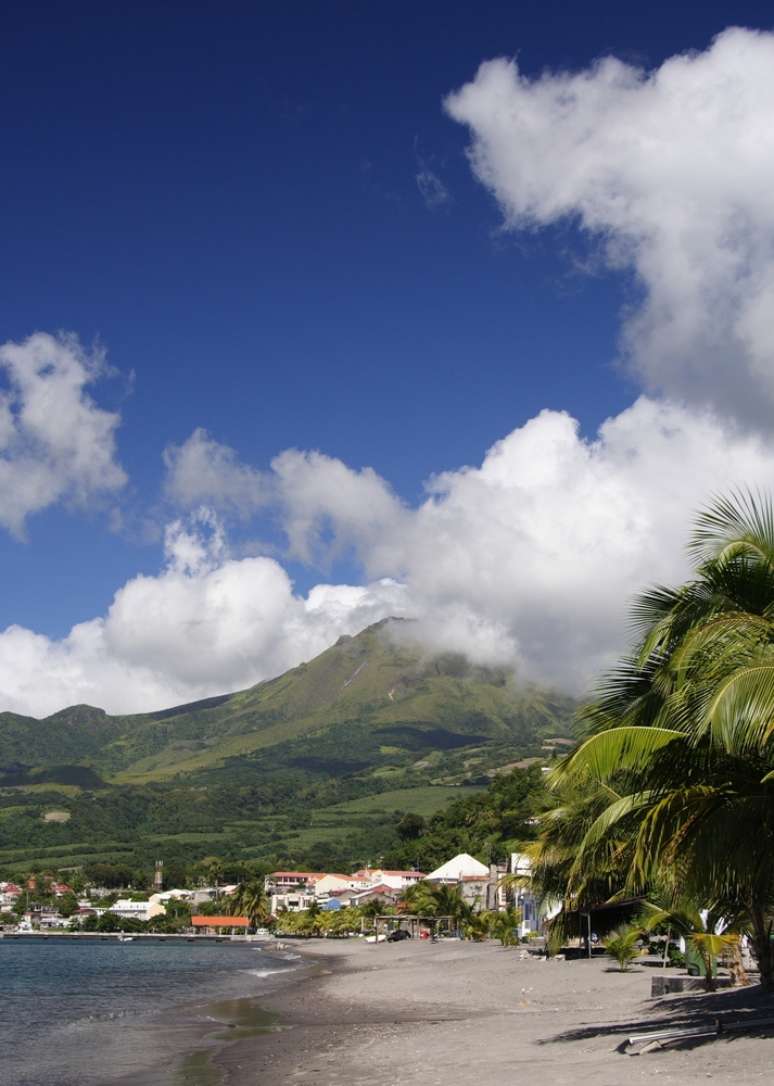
xmin=206 ymin=940 xmax=774 ymax=1086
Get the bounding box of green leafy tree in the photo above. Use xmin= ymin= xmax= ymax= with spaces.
xmin=396 ymin=813 xmax=426 ymax=841
xmin=56 ymin=892 xmax=80 ymax=918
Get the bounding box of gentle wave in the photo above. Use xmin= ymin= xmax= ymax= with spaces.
xmin=242 ymin=966 xmax=294 ymax=978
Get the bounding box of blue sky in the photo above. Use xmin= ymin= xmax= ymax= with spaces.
xmin=4 ymin=4 xmax=774 ymax=714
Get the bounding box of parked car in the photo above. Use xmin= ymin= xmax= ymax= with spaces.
xmin=387 ymin=929 xmax=412 ymax=942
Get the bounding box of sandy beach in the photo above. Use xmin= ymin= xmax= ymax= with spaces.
xmin=213 ymin=939 xmax=774 ymax=1086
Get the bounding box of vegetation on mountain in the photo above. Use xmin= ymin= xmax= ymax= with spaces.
xmin=383 ymin=763 xmax=548 ymax=871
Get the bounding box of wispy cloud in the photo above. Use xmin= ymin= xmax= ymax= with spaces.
xmin=415 ymin=167 xmax=451 ymax=210
xmin=414 ymin=136 xmax=451 ymax=210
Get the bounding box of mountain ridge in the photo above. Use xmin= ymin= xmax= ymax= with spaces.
xmin=0 ymin=619 xmax=577 ymax=873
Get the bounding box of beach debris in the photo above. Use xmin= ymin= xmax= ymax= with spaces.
xmin=626 ymin=1015 xmax=774 ymax=1053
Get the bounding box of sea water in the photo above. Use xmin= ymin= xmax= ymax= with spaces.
xmin=0 ymin=938 xmax=304 ymax=1086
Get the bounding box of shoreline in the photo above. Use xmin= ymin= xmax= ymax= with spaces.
xmin=208 ymin=939 xmax=774 ymax=1086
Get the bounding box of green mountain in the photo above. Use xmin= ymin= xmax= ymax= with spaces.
xmin=0 ymin=619 xmax=576 ymax=875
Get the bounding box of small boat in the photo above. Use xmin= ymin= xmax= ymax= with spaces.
xmin=117 ymin=934 xmax=134 ymax=943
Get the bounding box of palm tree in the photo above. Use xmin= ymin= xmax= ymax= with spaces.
xmin=553 ymin=493 xmax=774 ymax=988
xmin=401 ymin=881 xmax=472 ymax=925
xmin=640 ymin=895 xmax=742 ymax=991
xmin=228 ymin=880 xmax=268 ymax=928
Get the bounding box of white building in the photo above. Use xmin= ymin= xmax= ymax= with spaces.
xmin=0 ymin=882 xmax=22 ymax=911
xmin=425 ymin=853 xmax=495 ymax=912
xmin=110 ymin=899 xmax=166 ymax=922
xmin=270 ymin=891 xmax=316 ymax=914
xmin=313 ymin=874 xmax=371 ymax=898
xmin=265 ymin=871 xmax=325 ymax=894
xmin=21 ymin=908 xmax=64 ymax=930
xmin=509 ymin=852 xmax=561 ymax=937
xmin=351 ymin=868 xmax=425 ymax=890
xmin=426 ymin=853 xmax=490 ymax=882
xmin=148 ymin=888 xmax=224 ymax=907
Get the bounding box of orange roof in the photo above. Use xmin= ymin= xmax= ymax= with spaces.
xmin=191 ymin=915 xmax=249 ymax=927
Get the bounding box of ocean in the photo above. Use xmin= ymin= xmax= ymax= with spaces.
xmin=0 ymin=937 xmax=306 ymax=1086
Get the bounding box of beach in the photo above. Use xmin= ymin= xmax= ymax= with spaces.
xmin=214 ymin=939 xmax=774 ymax=1086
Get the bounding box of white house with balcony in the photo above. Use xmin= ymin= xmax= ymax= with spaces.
xmin=270 ymin=890 xmax=316 ymax=914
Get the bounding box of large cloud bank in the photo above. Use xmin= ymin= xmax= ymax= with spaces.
xmin=446 ymin=27 xmax=774 ymax=422
xmin=163 ymin=400 xmax=774 ymax=695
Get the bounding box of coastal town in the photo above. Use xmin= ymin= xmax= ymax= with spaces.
xmin=0 ymin=851 xmax=543 ymax=941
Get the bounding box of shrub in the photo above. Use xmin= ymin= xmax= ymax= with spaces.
xmin=604 ymin=926 xmax=643 ymax=972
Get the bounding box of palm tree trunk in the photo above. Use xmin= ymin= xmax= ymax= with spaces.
xmin=749 ymin=906 xmax=774 ymax=991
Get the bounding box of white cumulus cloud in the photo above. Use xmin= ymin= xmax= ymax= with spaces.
xmin=163 ymin=427 xmax=269 ymax=516
xmin=445 ymin=27 xmax=774 ymax=423
xmin=0 ymin=509 xmax=408 ymax=717
xmin=0 ymin=332 xmax=126 ymax=536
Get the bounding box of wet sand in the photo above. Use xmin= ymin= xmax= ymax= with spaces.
xmin=213 ymin=938 xmax=774 ymax=1086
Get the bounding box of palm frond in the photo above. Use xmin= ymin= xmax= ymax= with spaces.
xmin=554 ymin=726 xmax=685 ymax=785
xmin=689 ymin=491 xmax=774 ymax=568
xmin=704 ymin=659 xmax=774 ymax=753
